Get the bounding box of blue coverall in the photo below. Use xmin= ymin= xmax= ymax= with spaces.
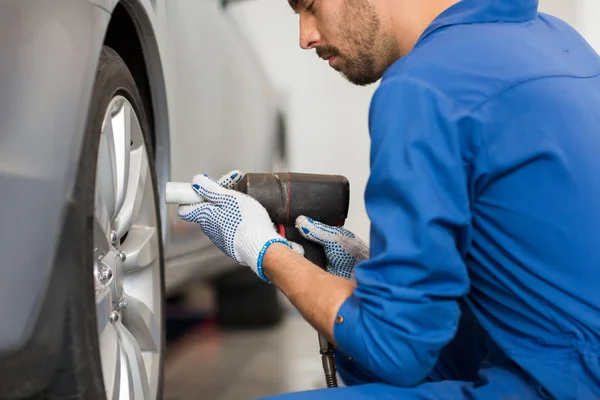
xmin=263 ymin=0 xmax=600 ymax=398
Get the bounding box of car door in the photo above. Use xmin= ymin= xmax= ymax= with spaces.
xmin=219 ymin=6 xmax=280 ymax=174
xmin=160 ymin=0 xmax=279 ymax=264
xmin=161 ymin=0 xmax=230 ymax=261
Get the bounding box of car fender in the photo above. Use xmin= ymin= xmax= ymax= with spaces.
xmin=0 ymin=0 xmax=110 ymax=397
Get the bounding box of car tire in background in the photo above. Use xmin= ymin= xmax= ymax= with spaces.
xmin=209 ymin=110 xmax=290 ymax=330
xmin=36 ymin=45 xmax=165 ymax=400
xmin=211 ymin=267 xmax=285 ymax=329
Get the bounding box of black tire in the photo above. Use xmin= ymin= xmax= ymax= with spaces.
xmin=211 ymin=267 xmax=285 ymax=329
xmin=37 ymin=45 xmax=165 ymax=399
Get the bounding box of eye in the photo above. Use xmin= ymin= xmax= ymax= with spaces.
xmin=305 ymin=0 xmax=316 ymax=13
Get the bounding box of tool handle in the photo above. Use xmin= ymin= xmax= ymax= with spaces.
xmin=281 ymin=225 xmax=327 ymax=271
xmin=281 ymin=223 xmax=338 ymax=388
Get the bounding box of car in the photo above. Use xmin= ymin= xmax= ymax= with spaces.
xmin=0 ymin=0 xmax=288 ymax=399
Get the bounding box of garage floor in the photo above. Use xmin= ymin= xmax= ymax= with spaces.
xmin=163 ymin=299 xmax=330 ymax=400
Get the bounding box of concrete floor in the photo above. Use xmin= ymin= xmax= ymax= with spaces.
xmin=163 ymin=314 xmax=330 ymax=400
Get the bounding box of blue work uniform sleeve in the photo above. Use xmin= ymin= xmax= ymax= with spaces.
xmin=333 ymin=76 xmax=473 ymax=388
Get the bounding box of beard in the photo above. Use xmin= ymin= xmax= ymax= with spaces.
xmin=316 ymin=0 xmax=400 ymax=86
xmin=316 ymin=45 xmax=378 ymax=86
xmin=339 ymin=49 xmax=380 ymax=86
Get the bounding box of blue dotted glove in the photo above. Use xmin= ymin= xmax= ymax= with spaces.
xmin=178 ymin=171 xmax=302 ymax=282
xmin=295 ymin=216 xmax=369 ymax=280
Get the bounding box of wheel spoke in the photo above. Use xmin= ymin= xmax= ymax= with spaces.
xmin=121 ymin=294 xmax=160 ymax=353
xmin=96 ymin=286 xmax=113 ymax=335
xmin=128 ymin=101 xmax=144 ymax=150
xmin=97 ymin=122 xmax=118 ymax=219
xmin=118 ymin=338 xmax=135 ymax=400
xmin=115 ymin=320 xmax=150 ymax=400
xmin=98 ymin=320 xmax=121 ymax=400
xmin=113 ymin=145 xmax=149 ymax=239
xmin=110 ymin=98 xmax=132 ymax=220
xmin=94 ymin=191 xmax=112 ymax=256
xmin=121 ymin=226 xmax=158 ymax=273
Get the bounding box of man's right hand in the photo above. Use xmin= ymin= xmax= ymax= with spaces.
xmin=295 ymin=216 xmax=369 ymax=280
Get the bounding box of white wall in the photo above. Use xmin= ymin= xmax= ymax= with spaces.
xmin=577 ymin=0 xmax=600 ymax=51
xmin=539 ymin=0 xmax=579 ymax=26
xmin=538 ymin=0 xmax=600 ymax=51
xmin=228 ymin=0 xmax=376 ymax=241
xmin=227 ymin=0 xmax=597 ymax=243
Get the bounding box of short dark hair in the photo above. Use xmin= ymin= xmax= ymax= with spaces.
xmin=288 ymin=0 xmax=299 ymax=10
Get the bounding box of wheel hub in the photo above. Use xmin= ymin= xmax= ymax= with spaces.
xmin=96 ymin=240 xmax=126 ymax=302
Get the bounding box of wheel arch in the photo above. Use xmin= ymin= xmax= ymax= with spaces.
xmin=103 ymin=0 xmax=171 ymax=244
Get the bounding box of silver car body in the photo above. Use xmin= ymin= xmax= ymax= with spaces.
xmin=0 ymin=0 xmax=280 ymax=396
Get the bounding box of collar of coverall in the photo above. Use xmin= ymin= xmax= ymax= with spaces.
xmin=416 ymin=0 xmax=539 ymax=44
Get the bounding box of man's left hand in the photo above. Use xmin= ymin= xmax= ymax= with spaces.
xmin=295 ymin=216 xmax=369 ymax=280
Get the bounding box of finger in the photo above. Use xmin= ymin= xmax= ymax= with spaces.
xmin=178 ymin=202 xmax=212 ymax=222
xmin=339 ymin=234 xmax=370 ymax=261
xmin=217 ymin=170 xmax=244 ymax=189
xmin=191 ymin=174 xmax=229 ymax=203
xmin=338 ymin=226 xmax=357 ymax=239
xmin=298 ymin=216 xmax=340 ymax=236
xmin=295 ymin=215 xmax=339 ymax=244
xmin=289 ymin=241 xmax=305 ymax=256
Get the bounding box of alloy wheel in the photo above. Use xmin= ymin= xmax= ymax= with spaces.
xmin=93 ymin=95 xmax=163 ymax=400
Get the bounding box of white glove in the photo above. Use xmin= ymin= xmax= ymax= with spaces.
xmin=215 ymin=169 xmax=244 ymax=189
xmin=178 ymin=171 xmax=301 ymax=282
xmin=295 ymin=216 xmax=369 ymax=280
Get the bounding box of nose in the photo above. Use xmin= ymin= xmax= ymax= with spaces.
xmin=299 ymin=14 xmax=321 ymax=49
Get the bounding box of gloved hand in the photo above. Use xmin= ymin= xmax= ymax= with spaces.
xmin=215 ymin=169 xmax=244 ymax=189
xmin=295 ymin=216 xmax=369 ymax=280
xmin=178 ymin=171 xmax=302 ymax=282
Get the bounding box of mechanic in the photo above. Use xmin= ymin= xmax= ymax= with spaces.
xmin=178 ymin=0 xmax=600 ymax=398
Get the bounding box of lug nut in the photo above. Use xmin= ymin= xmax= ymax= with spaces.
xmin=98 ymin=264 xmax=113 ymax=284
xmin=109 ymin=311 xmax=120 ymax=324
xmin=119 ymin=300 xmax=127 ymax=309
xmin=110 ymin=231 xmax=118 ymax=244
xmin=119 ymin=251 xmax=126 ymax=262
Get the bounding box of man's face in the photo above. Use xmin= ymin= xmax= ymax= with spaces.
xmin=291 ymin=0 xmax=400 ymax=85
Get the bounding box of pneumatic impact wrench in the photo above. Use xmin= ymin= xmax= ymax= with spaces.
xmin=165 ymin=172 xmax=350 ymax=388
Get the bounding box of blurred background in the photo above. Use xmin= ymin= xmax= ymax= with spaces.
xmin=1 ymin=1 xmax=598 ymax=400
xmin=162 ymin=1 xmax=600 ymax=399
